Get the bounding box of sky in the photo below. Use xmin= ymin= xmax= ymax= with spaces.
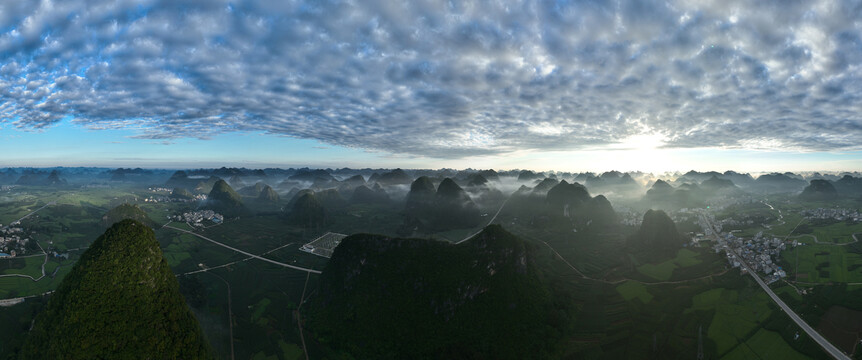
xmin=1 ymin=0 xmax=861 ymax=173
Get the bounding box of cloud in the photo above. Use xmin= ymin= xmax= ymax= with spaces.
xmin=1 ymin=0 xmax=861 ymax=158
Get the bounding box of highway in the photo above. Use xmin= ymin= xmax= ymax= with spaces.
xmin=727 ymin=246 xmax=849 ymax=359
xmin=705 ymin=215 xmax=850 ymax=360
xmin=164 ymin=225 xmax=321 ymax=274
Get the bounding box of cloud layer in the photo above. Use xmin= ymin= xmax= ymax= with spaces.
xmin=2 ymin=0 xmax=862 ymax=158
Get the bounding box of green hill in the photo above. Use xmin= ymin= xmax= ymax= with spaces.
xmin=800 ymin=179 xmax=838 ymax=201
xmin=351 ymin=184 xmax=390 ymax=204
xmin=308 ymin=225 xmax=566 ymax=359
xmin=100 ymin=203 xmax=155 ymax=228
xmin=701 ymin=175 xmax=736 ymax=191
xmin=629 ymin=209 xmax=686 ymax=249
xmin=586 ymin=195 xmax=618 ymax=226
xmin=646 ymin=179 xmax=674 ymax=199
xmin=239 ymin=182 xmax=267 ymax=197
xmin=170 ymin=187 xmax=195 ymax=200
xmin=19 ymin=220 xmax=212 ymax=359
xmin=432 ymin=178 xmax=482 ymax=230
xmin=204 ymin=179 xmax=245 ymax=217
xmin=531 ymin=178 xmax=560 ymax=194
xmin=546 ymin=180 xmax=591 ymax=213
xmin=405 ymin=176 xmax=436 ymax=213
xmin=257 ymin=184 xmax=280 ymax=203
xmin=287 ymin=192 xmax=326 ymax=228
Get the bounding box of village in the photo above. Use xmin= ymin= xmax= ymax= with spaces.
xmin=171 ymin=210 xmax=224 ymax=227
xmin=142 ymin=193 xmax=208 ymax=203
xmin=715 ymin=231 xmax=789 ymax=285
xmin=800 ymin=207 xmax=862 ymax=222
xmin=0 ymin=224 xmax=28 ymax=257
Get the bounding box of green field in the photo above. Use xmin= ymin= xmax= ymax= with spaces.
xmin=723 ymin=329 xmax=808 ymax=360
xmin=686 ymin=287 xmax=774 ymax=356
xmin=721 ymin=342 xmax=759 ymax=360
xmin=636 ymin=248 xmax=704 ymax=281
xmin=781 ymin=244 xmax=862 ymax=283
xmin=810 ymin=222 xmax=862 ymax=244
xmin=615 ymin=281 xmax=653 ymax=303
xmin=0 ymin=256 xmax=45 ymax=278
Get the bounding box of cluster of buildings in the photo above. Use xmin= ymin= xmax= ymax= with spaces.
xmin=617 ymin=207 xmax=703 ymax=227
xmin=143 ymin=193 xmax=207 ymax=203
xmin=80 ymin=184 xmax=110 ymax=189
xmin=171 ymin=210 xmax=223 ymax=226
xmin=0 ymin=226 xmax=28 ymax=257
xmin=800 ymin=208 xmax=862 ymax=222
xmin=714 ymin=231 xmax=789 ymax=284
xmin=703 ymin=196 xmax=756 ymax=211
xmin=0 ymin=185 xmax=15 ymax=191
xmin=617 ymin=210 xmax=643 ymax=226
xmin=148 ymin=187 xmax=172 ymax=192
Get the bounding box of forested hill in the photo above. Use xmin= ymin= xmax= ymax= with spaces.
xmin=307 ymin=225 xmax=571 ymax=359
xmin=100 ymin=203 xmax=155 ymax=228
xmin=19 ymin=220 xmax=213 ymax=359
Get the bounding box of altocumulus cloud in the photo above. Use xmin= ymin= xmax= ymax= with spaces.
xmin=1 ymin=0 xmax=862 ymax=158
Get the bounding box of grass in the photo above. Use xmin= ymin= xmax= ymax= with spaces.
xmin=637 ymin=261 xmax=677 ymax=281
xmin=0 ymin=264 xmax=71 ymax=298
xmin=721 ymin=342 xmax=758 ymax=360
xmin=278 ymin=340 xmax=303 ymax=360
xmin=615 ymin=281 xmax=653 ymax=303
xmin=810 ymin=222 xmax=862 ymax=244
xmin=675 ymin=248 xmax=702 ymax=267
xmin=742 ymin=328 xmax=808 ymax=360
xmin=684 ymin=287 xmax=774 ymax=356
xmin=685 ymin=288 xmax=724 ymax=312
xmin=251 ymin=297 xmax=271 ymax=323
xmin=636 ymin=248 xmax=705 ymax=281
xmin=0 ymin=256 xmax=45 ymax=278
xmin=782 ymin=244 xmax=862 ymax=283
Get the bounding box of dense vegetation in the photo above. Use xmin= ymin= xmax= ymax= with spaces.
xmin=204 ymin=179 xmax=246 ymax=217
xmin=170 ymin=187 xmax=194 ymax=200
xmin=100 ymin=203 xmax=155 ymax=228
xmin=401 ymin=177 xmax=482 ymax=233
xmin=257 ymin=184 xmax=280 ymax=203
xmin=287 ymin=192 xmax=327 ymax=228
xmin=800 ymin=179 xmax=839 ymax=201
xmin=629 ymin=209 xmax=686 ymax=250
xmin=19 ymin=220 xmax=212 ymax=359
xmin=308 ymin=225 xmax=571 ymax=359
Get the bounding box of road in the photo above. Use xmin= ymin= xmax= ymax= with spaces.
xmin=790 ymin=233 xmax=859 ymax=246
xmin=0 ymin=291 xmax=54 ymax=307
xmin=705 ymin=215 xmax=850 ymax=360
xmin=177 ymin=243 xmax=296 ymax=276
xmin=0 ymin=239 xmax=49 ymax=282
xmin=455 ymin=196 xmax=510 ymax=245
xmin=726 ymin=246 xmax=849 ymax=359
xmin=4 ymin=201 xmax=56 ymax=229
xmin=0 ymin=201 xmax=55 ymax=282
xmin=207 ymin=272 xmax=235 ymax=360
xmin=164 ymin=225 xmax=321 ymax=274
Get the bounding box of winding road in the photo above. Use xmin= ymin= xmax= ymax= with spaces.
xmin=455 ymin=196 xmax=510 ymax=245
xmin=164 ymin=225 xmax=321 ymax=274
